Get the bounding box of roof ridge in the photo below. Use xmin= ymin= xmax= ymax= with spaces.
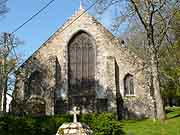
xmin=17 ymin=8 xmax=119 ymax=70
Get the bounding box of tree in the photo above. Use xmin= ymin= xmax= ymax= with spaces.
xmin=0 ymin=0 xmax=8 ymax=113
xmin=160 ymin=10 xmax=180 ymax=106
xmin=90 ymin=0 xmax=180 ymax=120
xmin=0 ymin=33 xmax=20 ymax=112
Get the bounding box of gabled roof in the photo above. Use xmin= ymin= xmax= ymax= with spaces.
xmin=17 ymin=7 xmax=144 ymax=71
xmin=18 ymin=8 xmax=119 ymax=70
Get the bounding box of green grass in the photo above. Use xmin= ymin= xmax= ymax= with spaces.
xmin=121 ymin=107 xmax=180 ymax=135
xmin=0 ymin=107 xmax=180 ymax=135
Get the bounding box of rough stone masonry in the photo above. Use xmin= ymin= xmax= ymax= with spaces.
xmin=11 ymin=7 xmax=155 ymax=119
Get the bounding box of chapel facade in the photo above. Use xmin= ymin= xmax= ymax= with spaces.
xmin=12 ymin=8 xmax=155 ymax=119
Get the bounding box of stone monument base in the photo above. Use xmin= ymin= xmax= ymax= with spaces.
xmin=56 ymin=122 xmax=92 ymax=135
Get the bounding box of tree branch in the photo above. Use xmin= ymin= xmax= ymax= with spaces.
xmin=129 ymin=0 xmax=148 ymax=31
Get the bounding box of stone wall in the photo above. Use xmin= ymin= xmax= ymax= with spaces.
xmin=123 ymin=96 xmax=155 ymax=119
xmin=12 ymin=8 xmax=155 ymax=118
xmin=12 ymin=56 xmax=56 ymax=115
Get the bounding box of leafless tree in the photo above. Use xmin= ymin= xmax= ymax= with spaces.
xmin=0 ymin=33 xmax=21 ymax=112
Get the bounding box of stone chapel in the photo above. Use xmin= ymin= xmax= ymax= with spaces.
xmin=12 ymin=7 xmax=155 ymax=119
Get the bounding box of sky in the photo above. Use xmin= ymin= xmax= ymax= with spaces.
xmin=0 ymin=0 xmax=115 ymax=62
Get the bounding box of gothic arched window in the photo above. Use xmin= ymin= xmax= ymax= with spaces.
xmin=124 ymin=74 xmax=134 ymax=96
xmin=27 ymin=70 xmax=44 ymax=97
xmin=68 ymin=31 xmax=95 ymax=95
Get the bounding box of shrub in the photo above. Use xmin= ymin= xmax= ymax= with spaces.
xmin=0 ymin=113 xmax=123 ymax=135
xmin=80 ymin=113 xmax=124 ymax=135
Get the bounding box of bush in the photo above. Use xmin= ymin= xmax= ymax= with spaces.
xmin=0 ymin=114 xmax=72 ymax=135
xmin=0 ymin=113 xmax=123 ymax=135
xmin=80 ymin=113 xmax=124 ymax=135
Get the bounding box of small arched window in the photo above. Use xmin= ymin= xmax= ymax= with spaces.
xmin=27 ymin=70 xmax=44 ymax=96
xmin=124 ymin=74 xmax=134 ymax=96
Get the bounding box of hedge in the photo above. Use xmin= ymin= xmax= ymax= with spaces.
xmin=0 ymin=113 xmax=124 ymax=135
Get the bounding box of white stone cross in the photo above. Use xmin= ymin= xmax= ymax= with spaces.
xmin=80 ymin=0 xmax=83 ymax=9
xmin=71 ymin=106 xmax=80 ymax=123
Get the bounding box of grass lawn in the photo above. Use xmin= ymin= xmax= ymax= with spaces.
xmin=121 ymin=107 xmax=180 ymax=135
xmin=0 ymin=107 xmax=179 ymax=135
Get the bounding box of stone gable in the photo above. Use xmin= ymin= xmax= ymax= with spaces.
xmin=12 ymin=8 xmax=155 ymax=118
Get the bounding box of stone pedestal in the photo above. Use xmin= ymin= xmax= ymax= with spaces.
xmin=56 ymin=122 xmax=92 ymax=135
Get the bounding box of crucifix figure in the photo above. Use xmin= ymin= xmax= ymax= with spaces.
xmin=71 ymin=106 xmax=80 ymax=123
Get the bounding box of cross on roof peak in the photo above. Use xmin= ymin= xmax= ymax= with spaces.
xmin=79 ymin=0 xmax=83 ymax=10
